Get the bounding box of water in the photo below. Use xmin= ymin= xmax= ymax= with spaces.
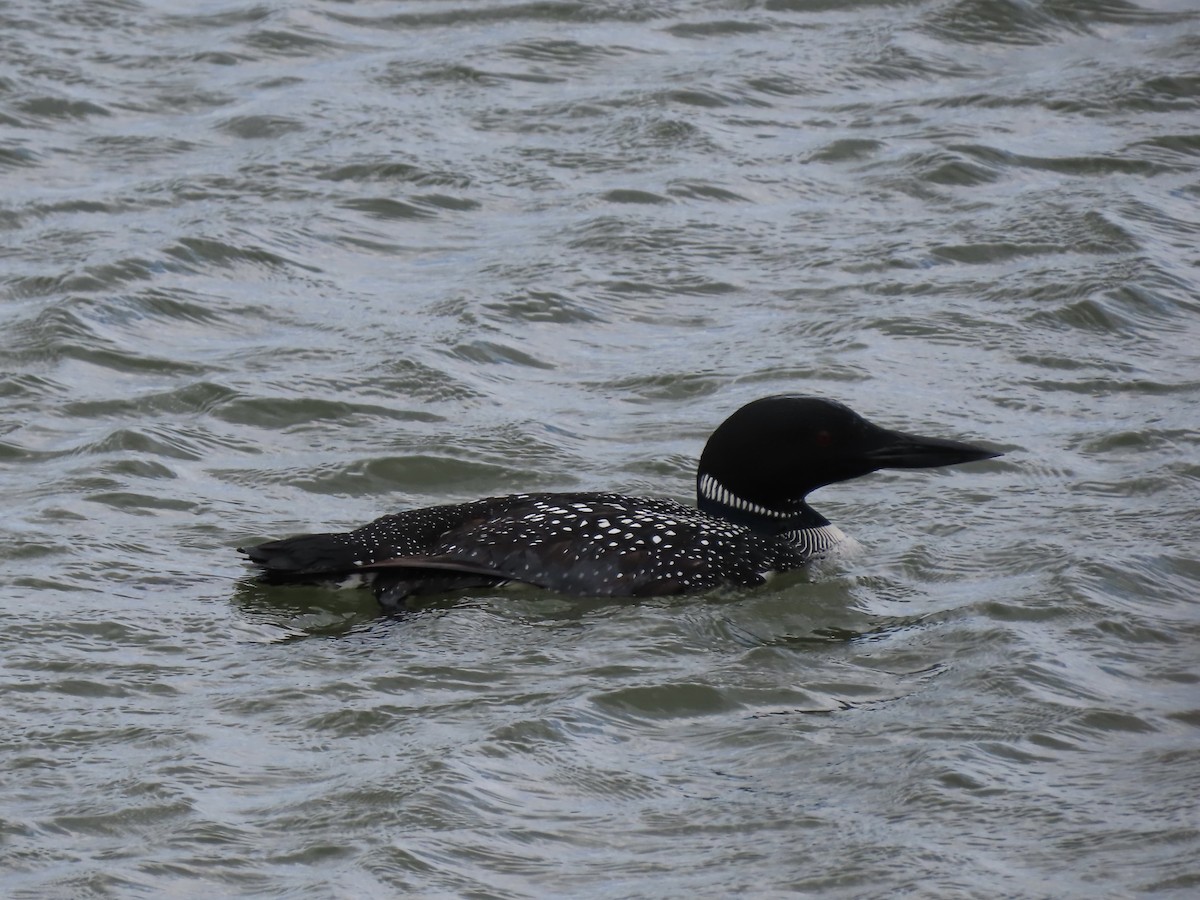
xmin=2 ymin=0 xmax=1199 ymax=896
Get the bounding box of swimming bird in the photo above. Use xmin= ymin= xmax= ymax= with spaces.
xmin=239 ymin=396 xmax=1000 ymax=611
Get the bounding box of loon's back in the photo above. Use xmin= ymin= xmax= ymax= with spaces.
xmin=242 ymin=492 xmax=812 ymax=611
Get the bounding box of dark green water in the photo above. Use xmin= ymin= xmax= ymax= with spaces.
xmin=2 ymin=0 xmax=1198 ymax=896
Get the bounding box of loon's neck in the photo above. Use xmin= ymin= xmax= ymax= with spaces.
xmin=696 ymin=473 xmax=829 ymax=537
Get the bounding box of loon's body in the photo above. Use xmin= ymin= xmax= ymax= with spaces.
xmin=240 ymin=396 xmax=999 ymax=611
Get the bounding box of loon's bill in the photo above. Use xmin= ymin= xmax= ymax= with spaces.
xmin=239 ymin=396 xmax=1001 ymax=610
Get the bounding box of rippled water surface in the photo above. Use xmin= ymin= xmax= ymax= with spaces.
xmin=3 ymin=0 xmax=1199 ymax=896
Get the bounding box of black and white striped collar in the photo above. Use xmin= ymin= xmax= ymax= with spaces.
xmin=696 ymin=472 xmax=829 ymax=535
xmin=697 ymin=474 xmax=793 ymax=519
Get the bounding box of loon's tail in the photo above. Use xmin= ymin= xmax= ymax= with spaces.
xmin=239 ymin=532 xmax=505 ymax=609
xmin=239 ymin=532 xmax=360 ymax=580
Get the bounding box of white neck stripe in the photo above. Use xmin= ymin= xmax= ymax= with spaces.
xmin=698 ymin=474 xmax=791 ymax=519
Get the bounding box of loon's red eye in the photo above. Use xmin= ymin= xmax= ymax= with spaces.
xmin=816 ymin=429 xmax=833 ymax=447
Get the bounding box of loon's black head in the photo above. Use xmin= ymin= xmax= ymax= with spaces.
xmin=696 ymin=396 xmax=1001 ymax=532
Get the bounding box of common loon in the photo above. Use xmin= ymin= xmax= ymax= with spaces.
xmin=240 ymin=396 xmax=1000 ymax=610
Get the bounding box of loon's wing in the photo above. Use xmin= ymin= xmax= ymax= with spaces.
xmin=358 ymin=494 xmax=804 ymax=600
